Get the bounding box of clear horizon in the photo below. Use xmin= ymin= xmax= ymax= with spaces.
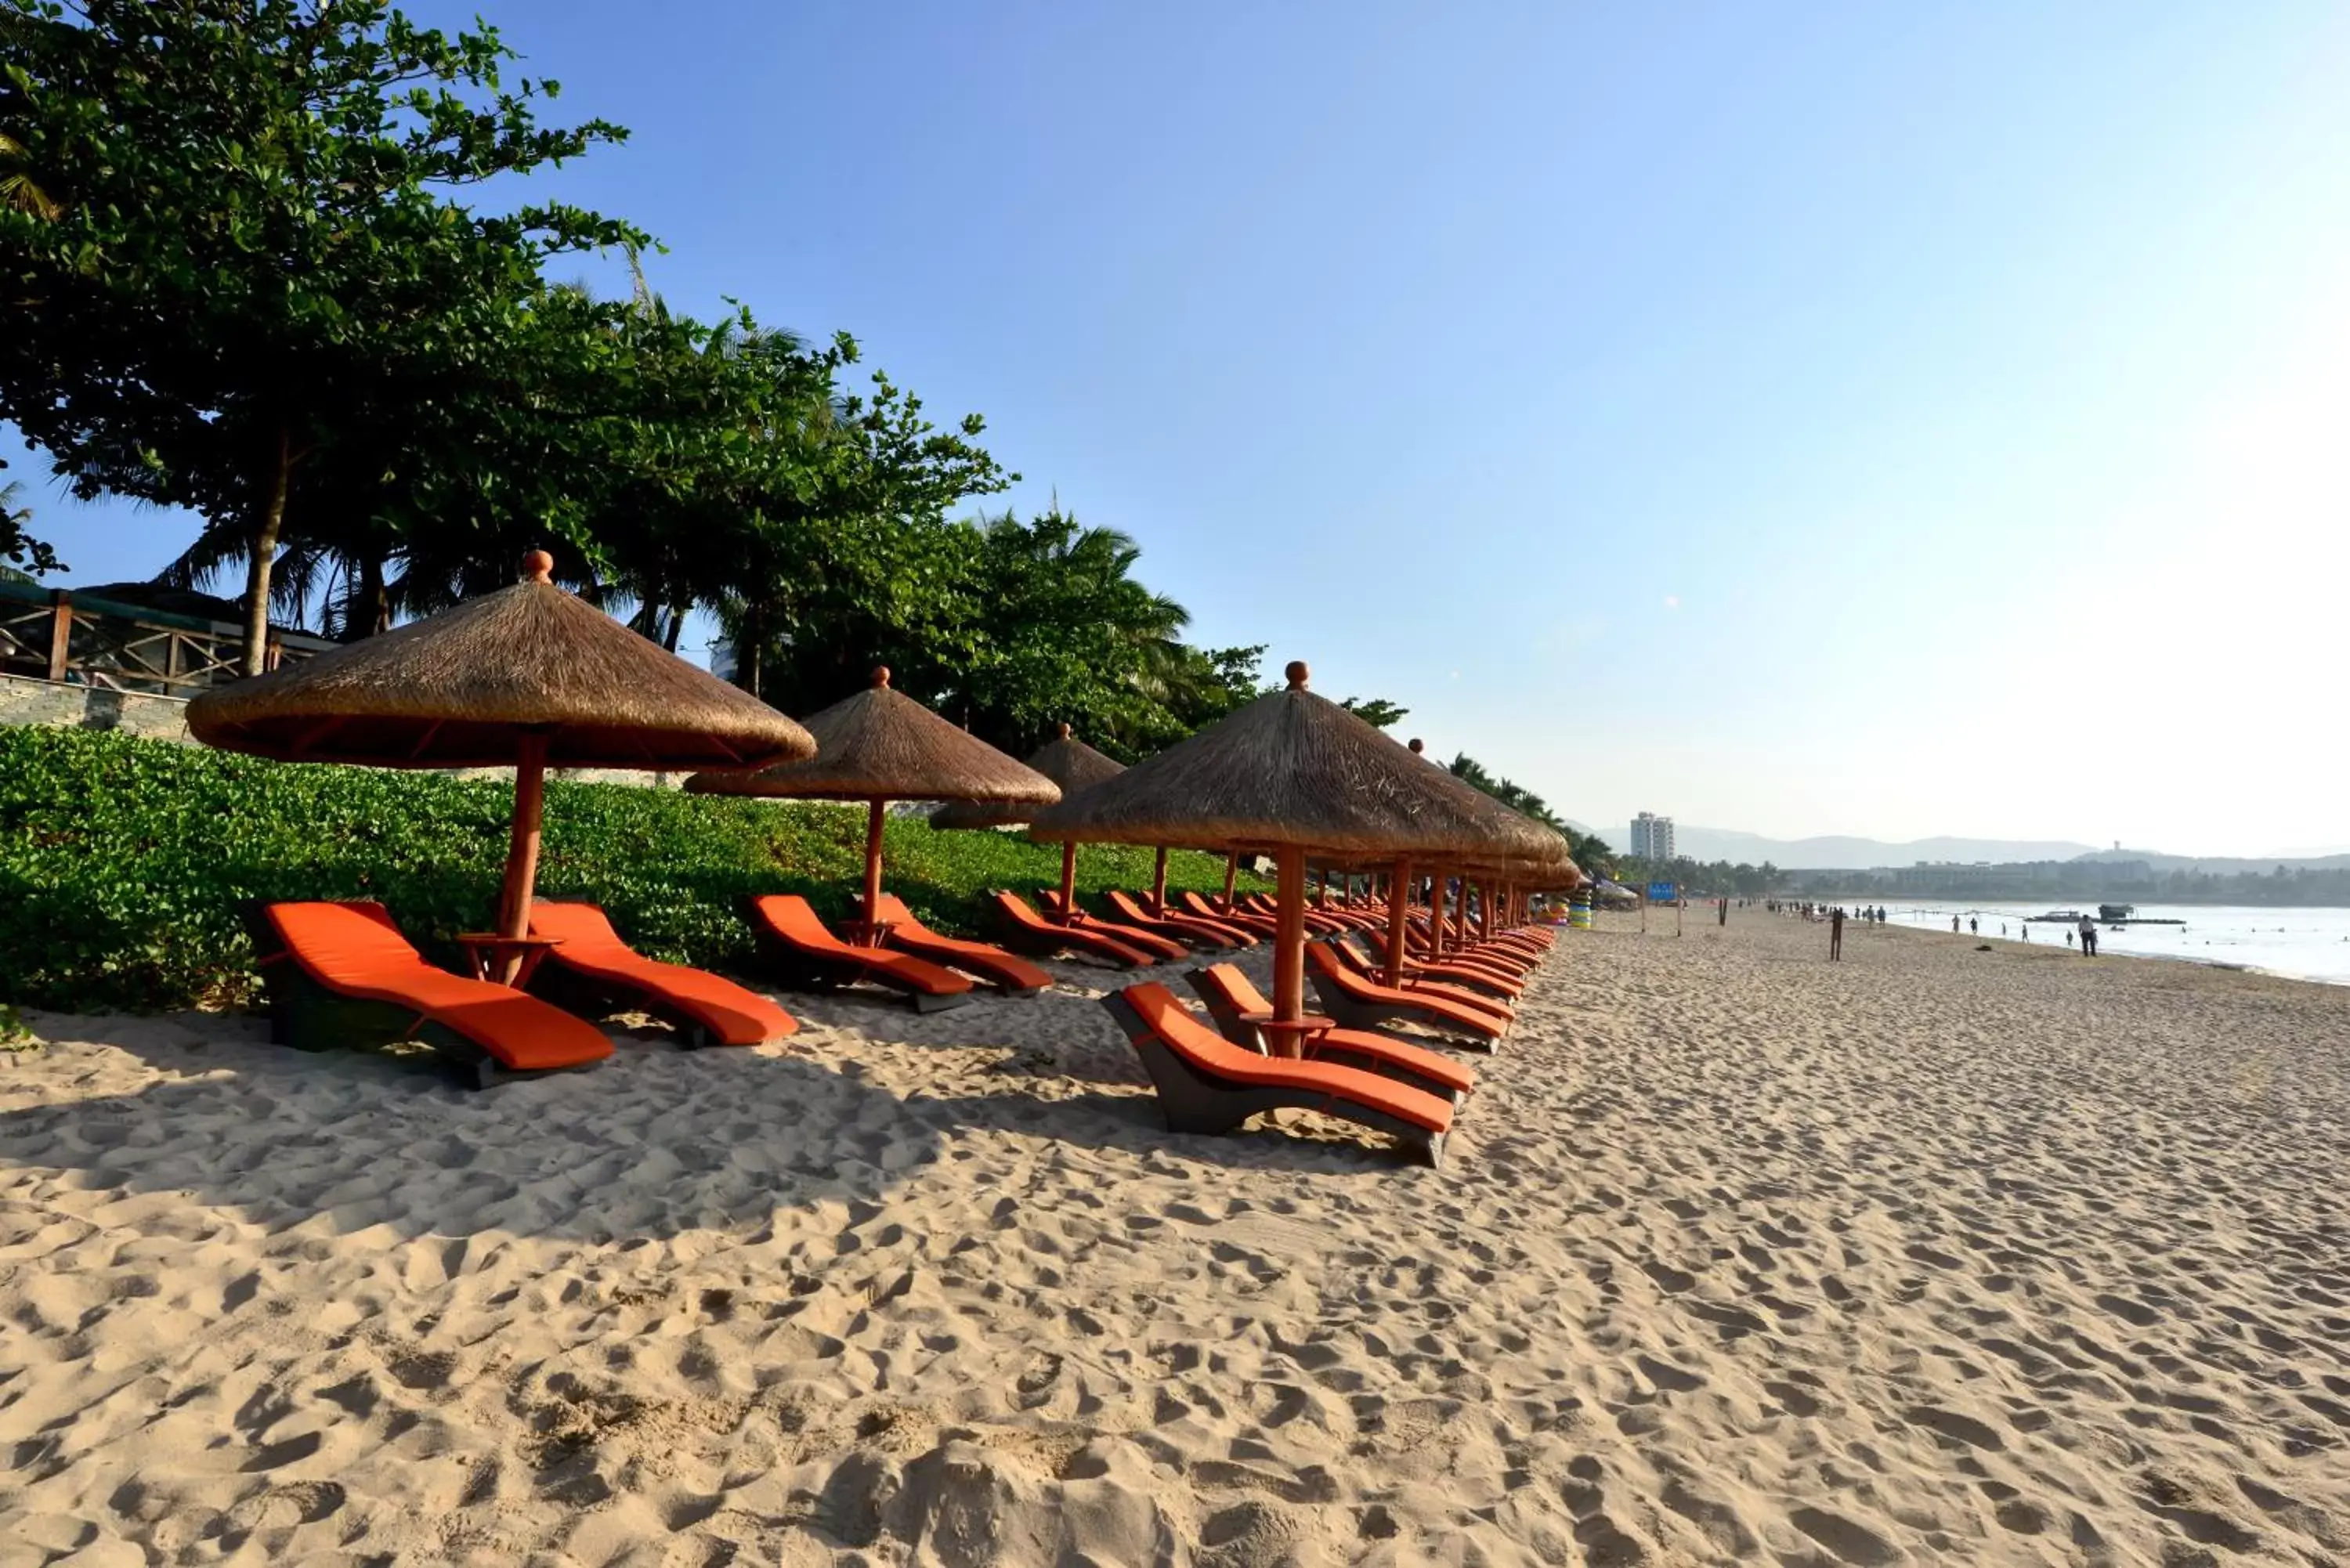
xmin=9 ymin=2 xmax=2347 ymax=858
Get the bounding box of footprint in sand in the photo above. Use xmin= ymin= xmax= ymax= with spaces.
xmin=2095 ymin=1292 xmax=2162 ymax=1327
xmin=1904 ymin=1405 xmax=2005 ymax=1451
xmin=1788 ymin=1505 xmax=1904 ymax=1565
xmin=1636 ymin=1354 xmax=1706 ymax=1393
xmin=1640 ymin=1260 xmax=1694 ymax=1294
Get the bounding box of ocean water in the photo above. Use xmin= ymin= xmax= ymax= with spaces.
xmin=1844 ymin=901 xmax=2350 ymax=985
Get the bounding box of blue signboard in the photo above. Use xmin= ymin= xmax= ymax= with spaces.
xmin=1646 ymin=880 xmax=1676 ymax=902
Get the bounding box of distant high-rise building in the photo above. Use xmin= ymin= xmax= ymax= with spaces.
xmin=1630 ymin=811 xmax=1676 ymax=861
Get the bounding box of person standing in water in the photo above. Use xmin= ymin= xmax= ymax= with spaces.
xmin=1829 ymin=905 xmax=1845 ymax=962
xmin=1952 ymin=915 xmax=1961 ymax=933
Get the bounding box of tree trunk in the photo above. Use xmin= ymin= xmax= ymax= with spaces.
xmin=738 ymin=603 xmax=763 ymax=697
xmin=240 ymin=425 xmax=293 ymax=677
xmin=663 ymin=601 xmax=685 ymax=653
xmin=351 ymin=551 xmax=388 ymax=642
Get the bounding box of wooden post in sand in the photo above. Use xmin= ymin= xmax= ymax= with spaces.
xmin=1386 ymin=857 xmax=1412 ymax=988
xmin=1149 ymin=847 xmax=1169 ymax=915
xmin=497 ymin=730 xmax=550 ymax=955
xmin=1271 ymin=846 xmax=1308 ymax=1050
xmin=863 ymin=798 xmax=888 ymax=930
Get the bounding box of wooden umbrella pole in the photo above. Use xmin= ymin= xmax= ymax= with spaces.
xmin=862 ymin=798 xmax=888 ymax=932
xmin=1150 ymin=846 xmax=1169 ymax=915
xmin=1059 ymin=840 xmax=1079 ymax=921
xmin=1386 ymin=857 xmax=1412 ymax=987
xmin=496 ymin=731 xmax=549 ymax=982
xmin=1477 ymin=878 xmax=1491 ymax=940
xmin=1271 ymin=845 xmax=1307 ymax=1043
xmin=1221 ymin=851 xmax=1238 ymax=911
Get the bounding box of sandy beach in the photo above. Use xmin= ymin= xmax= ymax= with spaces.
xmin=2 ymin=913 xmax=2345 ymax=1566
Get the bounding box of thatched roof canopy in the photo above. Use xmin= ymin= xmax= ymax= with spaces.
xmin=686 ymin=667 xmax=1061 ymax=805
xmin=185 ymin=554 xmax=815 ymax=771
xmin=1027 ymin=662 xmax=1570 ymax=864
xmin=931 ymin=724 xmax=1123 ymax=830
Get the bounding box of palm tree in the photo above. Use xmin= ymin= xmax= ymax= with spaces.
xmin=0 ymin=130 xmax=62 ymax=221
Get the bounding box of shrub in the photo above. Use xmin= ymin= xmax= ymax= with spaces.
xmin=0 ymin=727 xmax=1260 ymax=1013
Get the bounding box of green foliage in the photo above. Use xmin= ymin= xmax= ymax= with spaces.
xmin=0 ymin=1003 xmax=36 ymax=1052
xmin=1338 ymin=696 xmax=1408 ymax=730
xmin=0 ymin=471 xmax=59 ymax=576
xmin=0 ymin=727 xmax=1255 ymax=1014
xmin=1618 ymin=854 xmax=1776 ymax=897
xmin=0 ymin=0 xmax=1467 ymax=778
xmin=0 ymin=0 xmax=641 ymax=669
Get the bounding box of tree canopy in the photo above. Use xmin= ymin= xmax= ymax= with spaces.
xmin=1 ymin=0 xmax=1578 ymax=812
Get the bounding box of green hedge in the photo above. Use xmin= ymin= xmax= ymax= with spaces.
xmin=0 ymin=726 xmax=1257 ymax=1013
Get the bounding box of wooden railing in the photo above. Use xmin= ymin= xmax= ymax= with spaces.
xmin=0 ymin=580 xmax=334 ymax=697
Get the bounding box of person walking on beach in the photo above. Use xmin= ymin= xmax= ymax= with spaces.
xmin=1830 ymin=905 xmax=1844 ymax=961
xmin=2078 ymin=914 xmax=2097 ymax=956
xmin=1952 ymin=915 xmax=1961 ymax=933
xmin=1969 ymin=916 xmax=1979 ymax=935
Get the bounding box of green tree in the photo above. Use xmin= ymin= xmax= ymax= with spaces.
xmin=1339 ymin=696 xmax=1408 ymax=729
xmin=0 ymin=0 xmax=638 ymax=672
xmin=0 ymin=471 xmax=61 ymax=576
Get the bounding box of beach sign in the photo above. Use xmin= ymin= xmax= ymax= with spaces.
xmin=1647 ymin=881 xmax=1676 ymax=902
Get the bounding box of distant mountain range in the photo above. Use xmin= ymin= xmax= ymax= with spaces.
xmin=1665 ymin=829 xmax=2099 ymax=870
xmin=1603 ymin=827 xmax=2350 ymax=873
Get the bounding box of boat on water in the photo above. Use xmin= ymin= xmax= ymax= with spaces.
xmin=2024 ymin=904 xmax=2184 ymax=927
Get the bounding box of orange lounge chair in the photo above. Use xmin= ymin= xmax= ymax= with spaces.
xmin=868 ymin=894 xmax=1050 ymax=998
xmin=526 ymin=901 xmax=797 ymax=1047
xmin=1104 ymin=889 xmax=1258 ymax=950
xmin=987 ymin=891 xmax=1159 ymax=968
xmin=747 ymin=895 xmax=975 ymax=1012
xmin=1186 ymin=963 xmax=1473 ymax=1105
xmin=1032 ymin=888 xmax=1193 ymax=963
xmin=1336 ymin=933 xmax=1524 ymax=1003
xmin=1103 ymin=982 xmax=1452 ymax=1166
xmin=1406 ymin=929 xmax=1538 ymax=981
xmin=1304 ymin=940 xmax=1508 ymax=1050
xmin=1330 ymin=938 xmax=1518 ymax=1017
xmin=1180 ymin=891 xmax=1280 ymax=938
xmin=1242 ymin=892 xmax=1352 ymax=936
xmin=246 ymin=901 xmax=613 ymax=1087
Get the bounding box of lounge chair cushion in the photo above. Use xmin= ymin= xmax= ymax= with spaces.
xmin=529 ymin=901 xmax=796 ymax=1046
xmin=1122 ymin=984 xmax=1450 ymax=1134
xmin=1188 ymin=963 xmax=1474 ymax=1098
xmin=870 ymin=894 xmax=1053 ymax=992
xmin=264 ymin=901 xmax=613 ymax=1071
xmin=750 ymin=895 xmax=975 ymax=996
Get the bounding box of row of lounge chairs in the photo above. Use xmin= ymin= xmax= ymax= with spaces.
xmin=244 ymin=886 xmax=1553 ymax=1170
xmin=240 ymin=885 xmax=1281 ymax=1086
xmin=1101 ymin=922 xmax=1556 ymax=1166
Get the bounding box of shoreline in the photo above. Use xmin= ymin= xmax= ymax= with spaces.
xmin=1817 ymin=903 xmax=2350 ymax=989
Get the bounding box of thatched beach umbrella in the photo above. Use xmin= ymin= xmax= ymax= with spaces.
xmin=186 ymin=551 xmax=816 ymax=963
xmin=932 ymin=724 xmax=1130 ymax=916
xmin=685 ymin=667 xmax=1059 ymax=934
xmin=1029 ymin=661 xmax=1566 ymax=1048
xmin=1379 ymin=736 xmax=1581 ymax=977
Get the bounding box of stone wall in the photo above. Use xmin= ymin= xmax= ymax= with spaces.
xmin=0 ymin=673 xmax=682 ymax=789
xmin=0 ymin=673 xmax=195 ymax=742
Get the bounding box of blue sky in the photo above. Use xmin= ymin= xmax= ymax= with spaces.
xmin=11 ymin=2 xmax=2349 ymax=855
